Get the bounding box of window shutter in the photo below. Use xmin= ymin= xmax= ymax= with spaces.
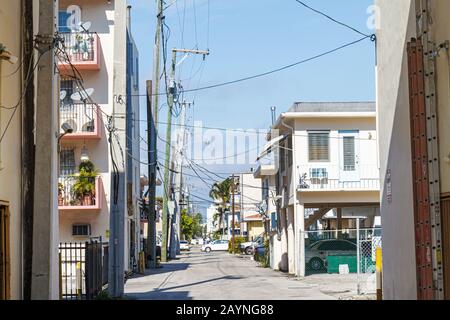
xmin=308 ymin=132 xmax=330 ymax=161
xmin=343 ymin=136 xmax=356 ymax=171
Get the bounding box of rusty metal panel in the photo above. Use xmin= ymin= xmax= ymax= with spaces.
xmin=441 ymin=197 xmax=450 ymax=299
xmin=407 ymin=39 xmax=434 ymax=300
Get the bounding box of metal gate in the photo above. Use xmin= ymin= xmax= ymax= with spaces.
xmin=59 ymin=241 xmax=108 ymax=300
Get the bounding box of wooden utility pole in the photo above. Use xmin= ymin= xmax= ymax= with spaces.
xmin=160 ymin=50 xmax=177 ymax=263
xmin=146 ymin=80 xmax=157 ymax=269
xmin=161 ymin=48 xmax=209 ymax=262
xmin=22 ymin=0 xmax=35 ymax=300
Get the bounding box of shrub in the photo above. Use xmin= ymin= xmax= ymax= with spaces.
xmin=228 ymin=236 xmax=246 ymax=254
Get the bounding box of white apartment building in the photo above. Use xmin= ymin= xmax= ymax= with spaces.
xmin=57 ymin=0 xmax=141 ymax=272
xmin=255 ymin=102 xmax=380 ymax=276
xmin=206 ymin=204 xmax=218 ymax=236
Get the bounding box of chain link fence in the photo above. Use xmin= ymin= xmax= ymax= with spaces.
xmin=303 ymin=227 xmax=381 ymax=296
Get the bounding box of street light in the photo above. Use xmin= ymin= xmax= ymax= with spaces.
xmin=80 ymin=145 xmax=90 ymax=162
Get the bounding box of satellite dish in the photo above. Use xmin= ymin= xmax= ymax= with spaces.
xmin=71 ymin=88 xmax=94 ymax=102
xmin=60 ymin=90 xmax=67 ymax=101
xmin=78 ymin=21 xmax=92 ymax=32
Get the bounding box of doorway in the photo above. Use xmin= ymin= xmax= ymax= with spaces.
xmin=339 ymin=131 xmax=360 ymax=182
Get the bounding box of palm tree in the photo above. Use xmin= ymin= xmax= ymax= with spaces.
xmin=209 ymin=178 xmax=233 ymax=238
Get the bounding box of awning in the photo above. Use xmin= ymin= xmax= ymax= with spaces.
xmin=257 ymin=135 xmax=287 ymax=161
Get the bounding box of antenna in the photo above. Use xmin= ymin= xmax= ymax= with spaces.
xmin=71 ymin=88 xmax=95 ymax=121
xmin=78 ymin=21 xmax=92 ymax=33
xmin=60 ymin=90 xmax=67 ymax=101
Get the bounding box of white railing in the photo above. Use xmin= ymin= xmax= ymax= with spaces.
xmin=297 ymin=164 xmax=380 ymax=191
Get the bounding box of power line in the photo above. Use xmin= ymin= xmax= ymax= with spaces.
xmin=294 ymin=0 xmax=371 ymax=38
xmin=124 ymin=35 xmax=374 ymax=98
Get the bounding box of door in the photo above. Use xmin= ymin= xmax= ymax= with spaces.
xmin=0 ymin=203 xmax=11 ymax=300
xmin=339 ymin=131 xmax=360 ymax=182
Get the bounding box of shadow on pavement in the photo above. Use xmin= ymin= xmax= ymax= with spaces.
xmin=126 ymin=291 xmax=193 ymax=300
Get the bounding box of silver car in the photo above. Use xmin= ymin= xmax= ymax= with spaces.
xmin=306 ymin=239 xmax=356 ymax=271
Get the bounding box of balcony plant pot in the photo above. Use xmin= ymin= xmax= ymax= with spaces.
xmin=72 ymin=165 xmax=98 ymax=206
xmin=58 ymin=183 xmax=64 ymax=206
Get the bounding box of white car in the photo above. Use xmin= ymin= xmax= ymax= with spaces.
xmin=201 ymin=240 xmax=229 ymax=253
xmin=180 ymin=240 xmax=191 ymax=251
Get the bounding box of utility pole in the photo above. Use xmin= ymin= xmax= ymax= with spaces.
xmin=146 ymin=80 xmax=157 ymax=269
xmin=231 ymin=175 xmax=236 ymax=253
xmin=161 ymin=48 xmax=209 ymax=262
xmin=22 ymin=0 xmax=36 ymax=300
xmin=108 ymin=1 xmax=128 ymax=298
xmin=170 ymin=100 xmax=190 ymax=258
xmin=31 ymin=0 xmax=58 ymax=300
xmin=152 ymin=0 xmax=163 ymax=125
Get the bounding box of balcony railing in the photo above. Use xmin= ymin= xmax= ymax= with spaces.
xmin=58 ymin=32 xmax=100 ymax=71
xmin=297 ymin=165 xmax=380 ymax=191
xmin=60 ymin=103 xmax=101 ymax=140
xmin=59 ymin=176 xmax=102 ymax=212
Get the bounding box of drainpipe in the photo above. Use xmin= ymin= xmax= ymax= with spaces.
xmin=280 ymin=115 xmax=305 ymax=277
xmin=126 ymin=5 xmax=132 ymax=33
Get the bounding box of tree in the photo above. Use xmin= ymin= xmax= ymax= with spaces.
xmin=209 ymin=178 xmax=233 ymax=237
xmin=181 ymin=210 xmax=203 ymax=241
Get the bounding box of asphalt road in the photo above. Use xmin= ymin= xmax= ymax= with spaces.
xmin=124 ymin=247 xmax=339 ymax=300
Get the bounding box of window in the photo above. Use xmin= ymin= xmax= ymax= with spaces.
xmin=0 ymin=203 xmax=11 ymax=300
xmin=60 ymin=78 xmax=76 ymax=107
xmin=308 ymin=132 xmax=330 ymax=162
xmin=271 ymin=212 xmax=277 ymax=231
xmin=280 ymin=139 xmax=286 ymax=173
xmin=60 ymin=148 xmax=76 ymax=176
xmin=58 ymin=11 xmax=72 ymax=33
xmin=287 ymin=135 xmax=293 ymax=167
xmin=310 ymin=168 xmax=328 ymax=185
xmin=72 ymin=224 xmax=91 ymax=237
xmin=343 ymin=136 xmax=356 ymax=171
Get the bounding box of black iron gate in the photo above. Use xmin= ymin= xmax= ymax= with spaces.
xmin=59 ymin=241 xmax=108 ymax=300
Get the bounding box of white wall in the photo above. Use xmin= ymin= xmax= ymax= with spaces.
xmin=0 ymin=0 xmax=25 ymax=300
xmin=376 ymin=0 xmax=418 ymax=300
xmin=294 ymin=117 xmax=378 ymax=183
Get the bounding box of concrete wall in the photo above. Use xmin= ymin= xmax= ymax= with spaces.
xmin=0 ymin=0 xmax=25 ymax=300
xmin=375 ymin=0 xmax=418 ymax=300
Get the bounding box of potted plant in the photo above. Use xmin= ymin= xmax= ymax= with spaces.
xmin=58 ymin=183 xmax=65 ymax=206
xmin=72 ymin=161 xmax=98 ymax=206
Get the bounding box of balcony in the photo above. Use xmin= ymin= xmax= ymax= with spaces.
xmin=60 ymin=103 xmax=102 ymax=140
xmin=297 ymin=165 xmax=380 ymax=192
xmin=58 ymin=176 xmax=103 ymax=213
xmin=58 ymin=32 xmax=100 ymax=71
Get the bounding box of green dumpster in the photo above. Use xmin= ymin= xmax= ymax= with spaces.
xmin=327 ymin=255 xmax=357 ymax=274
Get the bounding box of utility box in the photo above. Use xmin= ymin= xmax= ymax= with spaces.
xmin=327 ymin=255 xmax=357 ymax=274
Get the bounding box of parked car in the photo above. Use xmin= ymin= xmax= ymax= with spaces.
xmin=201 ymin=240 xmax=229 ymax=253
xmin=240 ymin=235 xmax=264 ymax=255
xmin=180 ymin=240 xmax=191 ymax=251
xmin=306 ymin=239 xmax=357 ymax=271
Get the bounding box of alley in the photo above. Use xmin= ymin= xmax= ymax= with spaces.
xmin=124 ymin=248 xmax=364 ymax=300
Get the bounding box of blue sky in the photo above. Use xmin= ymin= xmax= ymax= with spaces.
xmin=128 ymin=0 xmax=376 ymax=214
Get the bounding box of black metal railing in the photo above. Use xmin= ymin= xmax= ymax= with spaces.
xmin=59 ymin=32 xmax=97 ymax=63
xmin=60 ymin=103 xmax=96 ymax=134
xmin=58 ymin=176 xmax=97 ymax=207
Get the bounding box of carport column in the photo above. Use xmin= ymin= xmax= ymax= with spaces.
xmin=286 ymin=208 xmax=295 ymax=274
xmin=279 ymin=209 xmax=288 ymax=272
xmin=295 ymin=201 xmax=305 ymax=277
